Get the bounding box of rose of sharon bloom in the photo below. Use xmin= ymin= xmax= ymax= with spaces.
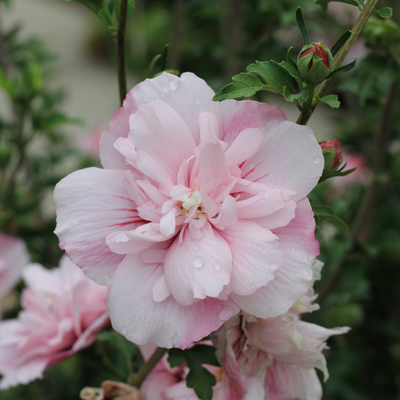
xmin=0 ymin=232 xmax=29 ymax=314
xmin=140 ymin=343 xmax=221 ymax=400
xmin=212 ymin=261 xmax=350 ymax=400
xmin=54 ymin=72 xmax=324 ymax=349
xmin=0 ymin=255 xmax=109 ymax=389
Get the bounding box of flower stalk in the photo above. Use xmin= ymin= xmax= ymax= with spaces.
xmin=117 ymin=0 xmax=128 ymax=106
xmin=128 ymin=347 xmax=168 ymax=388
xmin=296 ymin=0 xmax=379 ymax=126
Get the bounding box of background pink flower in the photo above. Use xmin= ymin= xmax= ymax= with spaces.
xmin=55 ymin=72 xmax=324 ymax=349
xmin=212 ymin=261 xmax=349 ymax=400
xmin=0 ymin=255 xmax=109 ymax=389
xmin=0 ymin=232 xmax=29 ymax=314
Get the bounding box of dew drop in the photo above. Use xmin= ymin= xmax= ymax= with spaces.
xmin=312 ymin=156 xmax=321 ymax=165
xmin=195 ymin=246 xmax=200 ymax=251
xmin=291 ymin=247 xmax=296 ymax=252
xmin=218 ymin=306 xmax=235 ymax=321
xmin=307 ymin=254 xmax=316 ymax=263
xmin=302 ymin=139 xmax=307 ymax=144
xmin=169 ymin=80 xmax=179 ymax=91
xmin=214 ymin=263 xmax=222 ymax=271
xmin=160 ymin=91 xmax=165 ymax=98
xmin=270 ymin=263 xmax=279 ymax=270
xmin=265 ymin=192 xmax=271 ymax=198
xmin=121 ymin=327 xmax=128 ymax=334
xmin=193 ymin=257 xmax=205 ymax=269
xmin=302 ymin=268 xmax=311 ymax=278
xmin=195 ymin=98 xmax=201 ymax=104
xmin=250 ymin=284 xmax=256 ymax=290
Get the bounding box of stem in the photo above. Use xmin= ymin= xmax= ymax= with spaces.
xmin=296 ymin=0 xmax=379 ymax=125
xmin=317 ymin=76 xmax=400 ymax=305
xmin=117 ymin=0 xmax=128 ymax=106
xmin=128 ymin=347 xmax=168 ymax=388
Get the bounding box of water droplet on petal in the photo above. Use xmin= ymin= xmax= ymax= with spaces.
xmin=270 ymin=263 xmax=279 ymax=270
xmin=291 ymin=247 xmax=296 ymax=252
xmin=265 ymin=192 xmax=271 ymax=198
xmin=160 ymin=91 xmax=165 ymax=98
xmin=214 ymin=263 xmax=222 ymax=271
xmin=218 ymin=306 xmax=236 ymax=321
xmin=302 ymin=139 xmax=307 ymax=144
xmin=307 ymin=254 xmax=316 ymax=263
xmin=121 ymin=327 xmax=128 ymax=334
xmin=169 ymin=80 xmax=179 ymax=91
xmin=250 ymin=284 xmax=256 ymax=290
xmin=195 ymin=98 xmax=200 ymax=104
xmin=193 ymin=257 xmax=205 ymax=269
xmin=313 ymin=156 xmax=321 ymax=165
xmin=195 ymin=246 xmax=200 ymax=251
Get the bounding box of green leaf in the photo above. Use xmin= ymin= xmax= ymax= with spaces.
xmin=186 ymin=364 xmax=216 ymax=400
xmin=326 ymin=58 xmax=357 ymax=79
xmin=213 ymin=73 xmax=267 ymax=101
xmin=0 ymin=68 xmax=15 ymax=95
xmin=247 ymin=60 xmax=296 ymax=94
xmin=279 ymin=60 xmax=301 ymax=80
xmin=375 ymin=7 xmax=393 ymax=19
xmin=105 ymin=0 xmax=115 ymax=13
xmin=65 ymin=0 xmax=103 ymax=14
xmin=167 ymin=348 xmax=186 ymax=368
xmin=98 ymin=8 xmax=115 ymax=30
xmin=97 ymin=330 xmax=138 ymax=360
xmin=284 ymin=86 xmax=309 ymax=102
xmin=149 ymin=54 xmax=162 ymax=71
xmin=315 ymin=94 xmax=340 ymax=108
xmin=185 ymin=345 xmax=220 ymax=367
xmin=312 ymin=205 xmax=349 ymax=235
xmin=315 ymin=0 xmax=364 ymax=12
xmin=331 ymin=30 xmax=352 ymax=57
xmin=296 ymin=8 xmax=310 ymax=45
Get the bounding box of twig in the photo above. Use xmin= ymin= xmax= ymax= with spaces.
xmin=117 ymin=0 xmax=128 ymax=105
xmin=296 ymin=0 xmax=379 ymax=126
xmin=128 ymin=347 xmax=168 ymax=388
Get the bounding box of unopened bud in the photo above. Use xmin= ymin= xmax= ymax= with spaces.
xmin=297 ymin=42 xmax=333 ymax=84
xmin=320 ymin=139 xmax=342 ymax=169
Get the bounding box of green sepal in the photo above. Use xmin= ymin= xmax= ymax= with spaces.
xmin=326 ymin=58 xmax=357 ymax=79
xmin=315 ymin=0 xmax=364 ymax=12
xmin=331 ymin=30 xmax=351 ymax=57
xmin=279 ymin=60 xmax=301 ymax=80
xmin=312 ymin=205 xmax=349 ymax=235
xmin=314 ymin=94 xmax=340 ymax=108
xmin=319 ymin=148 xmax=357 ymax=183
xmin=296 ymin=8 xmax=310 ymax=45
xmin=213 ymin=73 xmax=268 ymax=101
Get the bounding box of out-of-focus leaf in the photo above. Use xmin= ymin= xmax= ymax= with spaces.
xmin=326 ymin=59 xmax=357 ymax=79
xmin=65 ymin=0 xmax=103 ymax=14
xmin=315 ymin=94 xmax=340 ymax=108
xmin=331 ymin=30 xmax=352 ymax=57
xmin=375 ymin=7 xmax=393 ymax=19
xmin=315 ymin=0 xmax=364 ymax=12
xmin=296 ymin=7 xmax=310 ymax=45
xmin=313 ymin=205 xmax=349 ymax=235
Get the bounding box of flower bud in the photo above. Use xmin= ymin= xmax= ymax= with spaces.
xmin=320 ymin=139 xmax=342 ymax=169
xmin=297 ymin=42 xmax=333 ymax=84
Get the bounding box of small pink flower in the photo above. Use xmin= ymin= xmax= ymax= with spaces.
xmin=55 ymin=72 xmax=324 ymax=348
xmin=212 ymin=261 xmax=349 ymax=400
xmin=0 ymin=232 xmax=29 ymax=312
xmin=0 ymin=256 xmax=109 ymax=389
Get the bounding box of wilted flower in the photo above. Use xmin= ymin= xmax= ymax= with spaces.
xmin=0 ymin=256 xmax=109 ymax=389
xmin=55 ymin=72 xmax=323 ymax=348
xmin=212 ymin=261 xmax=350 ymax=400
xmin=0 ymin=232 xmax=29 ymax=315
xmin=298 ymin=42 xmax=333 ymax=84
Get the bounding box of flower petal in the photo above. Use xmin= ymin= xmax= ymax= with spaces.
xmin=54 ymin=168 xmax=142 ymax=284
xmin=107 ymin=255 xmax=239 ymax=348
xmin=164 ymin=224 xmax=232 ymax=306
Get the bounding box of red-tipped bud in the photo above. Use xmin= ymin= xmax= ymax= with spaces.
xmin=320 ymin=139 xmax=342 ymax=169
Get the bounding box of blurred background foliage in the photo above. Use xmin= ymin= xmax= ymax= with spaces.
xmin=0 ymin=0 xmax=399 ymax=399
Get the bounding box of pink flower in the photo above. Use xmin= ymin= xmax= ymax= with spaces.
xmin=0 ymin=232 xmax=29 ymax=312
xmin=212 ymin=261 xmax=349 ymax=400
xmin=140 ymin=343 xmax=221 ymax=400
xmin=54 ymin=72 xmax=324 ymax=348
xmin=0 ymin=255 xmax=109 ymax=389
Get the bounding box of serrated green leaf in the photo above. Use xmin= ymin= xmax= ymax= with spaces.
xmin=296 ymin=8 xmax=310 ymax=45
xmin=247 ymin=60 xmax=296 ymax=95
xmin=279 ymin=60 xmax=301 ymax=80
xmin=284 ymin=86 xmax=309 ymax=102
xmin=213 ymin=73 xmax=267 ymax=101
xmin=315 ymin=94 xmax=340 ymax=108
xmin=376 ymin=7 xmax=393 ymax=19
xmin=186 ymin=364 xmax=216 ymax=400
xmin=167 ymin=348 xmax=186 ymax=368
xmin=331 ymin=30 xmax=352 ymax=57
xmin=326 ymin=58 xmax=357 ymax=79
xmin=315 ymin=0 xmax=364 ymax=12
